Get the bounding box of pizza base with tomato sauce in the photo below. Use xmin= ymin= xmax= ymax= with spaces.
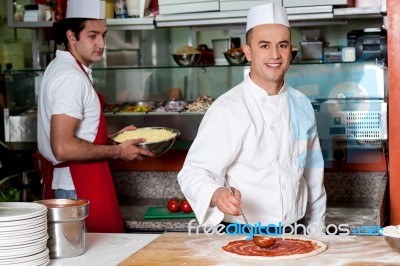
xmin=221 ymin=237 xmax=327 ymax=260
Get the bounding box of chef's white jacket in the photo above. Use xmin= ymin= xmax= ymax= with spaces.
xmin=178 ymin=74 xmax=326 ymax=229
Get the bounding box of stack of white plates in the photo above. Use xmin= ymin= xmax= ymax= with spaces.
xmin=0 ymin=202 xmax=49 ymax=266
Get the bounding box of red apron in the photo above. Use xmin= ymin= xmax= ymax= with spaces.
xmin=34 ymin=59 xmax=124 ymax=233
xmin=34 ymin=93 xmax=124 ymax=233
xmin=68 ymin=92 xmax=124 ymax=233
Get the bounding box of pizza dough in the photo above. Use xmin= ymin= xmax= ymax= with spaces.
xmin=222 ymin=237 xmax=327 ymax=260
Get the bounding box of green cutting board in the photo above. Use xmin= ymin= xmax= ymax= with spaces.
xmin=144 ymin=206 xmax=196 ymax=219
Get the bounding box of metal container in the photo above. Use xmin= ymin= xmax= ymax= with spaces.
xmin=223 ymin=50 xmax=247 ymax=65
xmin=212 ymin=39 xmax=230 ymax=64
xmin=301 ymin=41 xmax=323 ymax=60
xmin=36 ymin=199 xmax=89 ymax=259
xmin=172 ymin=53 xmax=201 ymax=66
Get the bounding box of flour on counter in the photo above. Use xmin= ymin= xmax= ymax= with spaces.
xmin=382 ymin=225 xmax=400 ymax=237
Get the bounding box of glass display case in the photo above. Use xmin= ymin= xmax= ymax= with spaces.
xmin=2 ymin=64 xmax=248 ymax=149
xmin=2 ymin=62 xmax=387 ymax=155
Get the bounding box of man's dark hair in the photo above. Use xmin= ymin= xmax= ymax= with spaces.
xmin=52 ymin=18 xmax=87 ymax=48
xmin=246 ymin=29 xmax=253 ymax=45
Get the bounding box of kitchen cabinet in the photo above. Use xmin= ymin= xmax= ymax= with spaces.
xmin=7 ymin=0 xmax=386 ymax=29
xmin=6 ymin=0 xmax=155 ymax=29
xmin=7 ymin=13 xmax=155 ymax=30
xmin=6 ymin=0 xmax=387 ymax=69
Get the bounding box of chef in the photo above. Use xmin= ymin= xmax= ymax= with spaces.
xmin=36 ymin=0 xmax=154 ymax=233
xmin=177 ymin=3 xmax=326 ymax=234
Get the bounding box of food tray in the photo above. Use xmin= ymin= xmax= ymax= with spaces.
xmin=151 ymin=101 xmax=189 ymax=113
xmin=117 ymin=101 xmax=157 ymax=113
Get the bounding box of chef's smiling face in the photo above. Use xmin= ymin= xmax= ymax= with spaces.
xmin=243 ymin=24 xmax=292 ymax=95
xmin=67 ymin=19 xmax=107 ymax=67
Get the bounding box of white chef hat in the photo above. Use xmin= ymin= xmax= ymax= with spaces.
xmin=246 ymin=3 xmax=290 ymax=32
xmin=66 ymin=0 xmax=106 ymax=19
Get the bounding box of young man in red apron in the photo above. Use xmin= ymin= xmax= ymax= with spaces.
xmin=36 ymin=0 xmax=154 ymax=233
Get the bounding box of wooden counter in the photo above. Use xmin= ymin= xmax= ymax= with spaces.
xmin=118 ymin=232 xmax=400 ymax=265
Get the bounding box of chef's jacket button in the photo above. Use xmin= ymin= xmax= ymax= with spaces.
xmin=284 ymin=214 xmax=288 ymax=221
xmin=261 ymin=98 xmax=267 ymax=103
xmin=270 ymin=125 xmax=275 ymax=131
xmin=299 ymin=210 xmax=304 ymax=216
xmin=282 ymin=184 xmax=286 ymax=190
xmin=295 ymin=153 xmax=299 ymax=158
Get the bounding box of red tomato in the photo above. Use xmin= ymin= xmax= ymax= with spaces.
xmin=167 ymin=198 xmax=180 ymax=213
xmin=180 ymin=199 xmax=193 ymax=213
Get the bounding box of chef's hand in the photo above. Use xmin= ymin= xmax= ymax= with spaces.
xmin=210 ymin=187 xmax=241 ymax=216
xmin=117 ymin=138 xmax=155 ymax=160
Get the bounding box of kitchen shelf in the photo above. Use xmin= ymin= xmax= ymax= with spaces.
xmin=334 ymin=6 xmax=385 ymax=18
xmin=7 ymin=19 xmax=155 ymax=29
xmin=3 ymin=61 xmax=386 ymax=151
xmin=8 ymin=21 xmax=53 ymax=28
xmin=155 ymin=11 xmax=248 ymax=28
xmin=106 ymin=18 xmax=155 ymax=30
xmin=6 ymin=0 xmax=155 ymax=29
xmin=7 ymin=0 xmax=386 ymax=30
xmin=7 ymin=17 xmax=155 ymax=30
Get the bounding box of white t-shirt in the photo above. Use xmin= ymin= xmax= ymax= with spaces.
xmin=37 ymin=50 xmax=100 ymax=190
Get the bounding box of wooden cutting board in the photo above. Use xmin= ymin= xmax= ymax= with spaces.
xmin=117 ymin=232 xmax=400 ymax=266
xmin=117 ymin=232 xmax=221 ymax=266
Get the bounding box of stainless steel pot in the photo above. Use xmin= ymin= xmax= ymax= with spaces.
xmin=36 ymin=199 xmax=89 ymax=259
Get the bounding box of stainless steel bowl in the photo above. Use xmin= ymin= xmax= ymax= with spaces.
xmin=137 ymin=127 xmax=180 ymax=157
xmin=172 ymin=53 xmax=201 ymax=66
xmin=114 ymin=127 xmax=181 ymax=157
xmin=223 ymin=51 xmax=247 ymax=65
